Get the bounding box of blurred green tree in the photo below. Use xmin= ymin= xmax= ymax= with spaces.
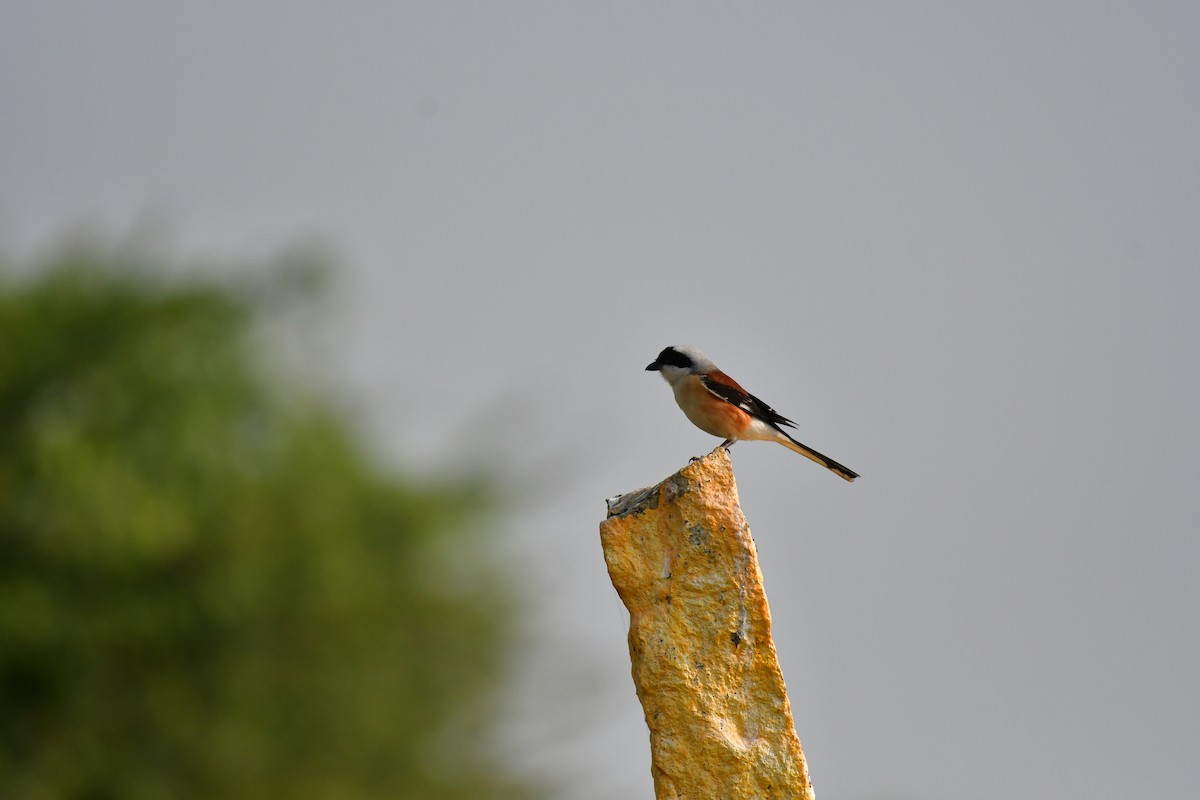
xmin=0 ymin=244 xmax=539 ymax=800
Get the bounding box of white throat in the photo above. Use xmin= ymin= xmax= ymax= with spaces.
xmin=657 ymin=363 xmax=692 ymax=387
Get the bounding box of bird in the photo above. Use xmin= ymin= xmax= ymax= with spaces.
xmin=645 ymin=345 xmax=859 ymax=482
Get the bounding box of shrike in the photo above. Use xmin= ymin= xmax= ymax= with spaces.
xmin=646 ymin=345 xmax=859 ymax=482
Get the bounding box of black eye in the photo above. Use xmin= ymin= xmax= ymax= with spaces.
xmin=658 ymin=348 xmax=693 ymax=369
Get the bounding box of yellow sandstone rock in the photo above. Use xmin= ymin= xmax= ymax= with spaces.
xmin=601 ymin=447 xmax=815 ymax=800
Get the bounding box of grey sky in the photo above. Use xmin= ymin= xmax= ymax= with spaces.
xmin=4 ymin=4 xmax=1199 ymax=798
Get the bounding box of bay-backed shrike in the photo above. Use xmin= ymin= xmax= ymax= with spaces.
xmin=646 ymin=345 xmax=859 ymax=482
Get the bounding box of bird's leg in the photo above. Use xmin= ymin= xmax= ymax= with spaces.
xmin=697 ymin=440 xmax=734 ymax=462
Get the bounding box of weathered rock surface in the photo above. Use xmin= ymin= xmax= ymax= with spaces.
xmin=600 ymin=448 xmax=815 ymax=800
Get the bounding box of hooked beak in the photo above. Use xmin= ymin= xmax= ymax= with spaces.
xmin=645 ymin=360 xmax=661 ymax=371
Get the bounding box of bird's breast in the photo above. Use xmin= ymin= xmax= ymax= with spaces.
xmin=673 ymin=375 xmax=752 ymax=439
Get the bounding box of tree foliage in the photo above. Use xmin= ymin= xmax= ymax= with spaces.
xmin=0 ymin=246 xmax=537 ymax=799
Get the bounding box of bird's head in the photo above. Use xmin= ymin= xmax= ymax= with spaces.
xmin=646 ymin=345 xmax=714 ymax=386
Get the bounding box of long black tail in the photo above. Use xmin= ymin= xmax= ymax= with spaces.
xmin=777 ymin=432 xmax=859 ymax=482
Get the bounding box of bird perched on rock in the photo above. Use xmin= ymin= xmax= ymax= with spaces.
xmin=646 ymin=345 xmax=859 ymax=482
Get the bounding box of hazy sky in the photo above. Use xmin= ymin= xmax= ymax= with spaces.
xmin=4 ymin=4 xmax=1199 ymax=798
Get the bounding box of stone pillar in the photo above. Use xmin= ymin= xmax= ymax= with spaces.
xmin=601 ymin=447 xmax=815 ymax=800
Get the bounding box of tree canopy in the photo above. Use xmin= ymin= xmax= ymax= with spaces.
xmin=0 ymin=245 xmax=539 ymax=799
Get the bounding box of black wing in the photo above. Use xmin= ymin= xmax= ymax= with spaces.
xmin=699 ymin=375 xmax=796 ymax=430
